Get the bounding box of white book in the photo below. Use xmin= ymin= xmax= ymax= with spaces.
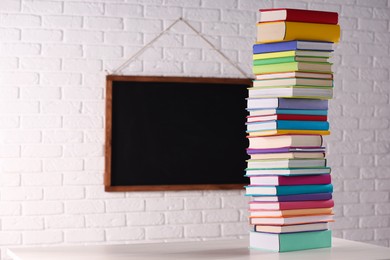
xmin=245 ymin=167 xmax=331 ymax=176
xmin=252 ymin=78 xmax=333 ymax=87
xmin=248 ymin=86 xmax=333 ymax=99
xmin=251 ymin=222 xmax=329 ymax=234
xmin=250 ymin=214 xmax=334 ymax=225
xmin=246 ymin=158 xmax=326 ymax=169
xmin=250 ymin=152 xmax=325 ymax=160
xmin=248 ymin=135 xmax=323 ymax=149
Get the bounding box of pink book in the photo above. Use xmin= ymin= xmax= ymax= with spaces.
xmin=249 ymin=199 xmax=334 ymax=210
xmin=249 ymin=174 xmax=331 ymax=186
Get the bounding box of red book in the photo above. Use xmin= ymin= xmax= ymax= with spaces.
xmin=247 ymin=114 xmax=328 ymax=123
xmin=259 ymin=8 xmax=338 ymax=25
xmin=249 ymin=174 xmax=331 ymax=186
xmin=249 ymin=199 xmax=334 ymax=210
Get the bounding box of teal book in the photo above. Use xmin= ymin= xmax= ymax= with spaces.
xmin=245 ymin=184 xmax=333 ymax=196
xmin=250 ymin=230 xmax=332 ymax=252
xmin=246 ymin=120 xmax=329 ymax=132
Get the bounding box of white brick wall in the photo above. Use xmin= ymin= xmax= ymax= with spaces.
xmin=0 ymin=0 xmax=389 ymax=258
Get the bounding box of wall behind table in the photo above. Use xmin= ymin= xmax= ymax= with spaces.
xmin=0 ymin=0 xmax=389 ymax=258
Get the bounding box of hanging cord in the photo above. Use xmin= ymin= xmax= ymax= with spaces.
xmin=111 ymin=17 xmax=250 ymax=78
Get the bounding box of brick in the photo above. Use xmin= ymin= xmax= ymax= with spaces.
xmin=183 ymin=61 xmax=220 ymax=75
xmin=46 ymin=215 xmax=85 ymax=229
xmin=42 ymin=44 xmax=83 ymax=58
xmin=0 ymin=232 xmax=21 ymax=245
xmin=0 ymin=28 xmax=21 ymax=41
xmin=357 ymin=0 xmax=387 ymax=7
xmin=144 ymin=61 xmax=183 ymax=74
xmin=125 ymin=18 xmax=162 ymax=33
xmin=0 ymin=0 xmax=21 ymax=11
xmin=105 ymin=31 xmax=142 ymax=45
xmin=344 ymin=130 xmax=374 ymax=142
xmin=85 ymin=186 xmax=124 ymax=199
xmin=65 ymin=200 xmax=104 ymax=214
xmin=20 ymin=86 xmax=61 ymax=101
xmin=0 ymin=202 xmax=21 ymax=216
xmin=375 ymin=203 xmax=390 ymax=215
xmin=145 ymin=5 xmax=181 ymax=19
xmin=203 ymin=22 xmax=239 ymax=37
xmin=146 ymin=226 xmax=183 ymax=239
xmin=344 ymin=229 xmax=374 ymax=241
xmin=184 ymin=8 xmax=221 ymax=21
xmin=360 ymin=118 xmax=389 ymax=129
xmin=145 ymin=198 xmax=184 ymax=211
xmin=41 ymin=72 xmax=82 ymax=85
xmin=44 ymin=186 xmax=85 ymax=200
xmin=373 ymin=8 xmax=390 ymax=19
xmin=21 ymin=173 xmax=62 ymax=186
xmin=63 ymin=88 xmax=103 ymax=100
xmin=105 ymin=4 xmax=143 ymax=17
xmin=359 ymin=216 xmax=389 ymax=228
xmin=375 ymin=228 xmax=390 ymax=239
xmin=82 ymin=101 xmax=105 ymax=115
xmin=309 ymin=2 xmax=341 ymax=12
xmin=344 ymin=154 xmax=374 ymax=167
xmin=204 ymin=209 xmax=240 ymax=223
xmin=185 ymin=197 xmax=220 ymax=210
xmin=327 ymin=142 xmax=358 ymax=154
xmin=331 ymin=217 xmax=359 ymax=230
xmin=43 ymin=15 xmax=83 ymax=29
xmin=360 ymin=191 xmax=389 ymax=203
xmin=185 ymin=224 xmax=220 ymax=238
xmin=22 ymin=28 xmax=63 ymax=42
xmin=361 ymin=167 xmax=390 ymax=179
xmin=65 ymin=30 xmax=103 ymax=44
xmin=41 ymin=101 xmax=82 ymax=115
xmin=2 ymin=216 xmax=44 ymax=230
xmin=127 ymin=212 xmax=165 ymax=226
xmin=63 ymin=172 xmax=102 ymax=185
xmin=86 ymin=213 xmax=125 ymax=227
xmin=63 ymin=59 xmax=102 ymax=72
xmin=85 ymin=45 xmax=123 ymax=58
xmin=0 ymin=173 xmax=20 ymax=187
xmin=43 ymin=131 xmax=83 ymax=144
xmin=20 ymin=58 xmax=61 ymax=71
xmin=106 ymin=227 xmax=144 ymax=241
xmin=344 ymin=204 xmax=374 ymax=217
xmin=342 ymin=5 xmax=373 ymax=18
xmin=221 ymin=196 xmax=249 ymax=209
xmin=375 ymin=179 xmax=390 ymax=191
xmin=1 ymin=159 xmax=41 ymax=173
xmin=22 ymin=0 xmax=62 ymax=14
xmin=63 ymin=116 xmax=103 ymax=129
xmin=238 ymin=0 xmax=271 ymax=10
xmin=0 ymin=130 xmax=40 ymax=145
xmin=22 ymin=201 xmax=63 ymax=216
xmin=344 ymin=179 xmax=374 ymax=191
xmin=0 ymin=101 xmax=38 ymax=115
xmin=359 ymin=19 xmax=388 ymax=32
xmin=22 ymin=116 xmax=61 ymax=129
xmin=273 ymin=1 xmax=307 ymax=8
xmin=0 ymin=145 xmax=20 ymax=158
xmin=0 ymin=14 xmax=41 ymax=27
xmin=21 ymin=145 xmax=62 ymax=158
xmin=43 ymin=158 xmax=83 ymax=172
xmin=65 ymin=229 xmax=105 ymax=243
xmin=106 ymin=199 xmax=144 ymax=212
xmin=360 ymin=142 xmax=390 ymax=154
xmin=84 ymin=157 xmax=104 ymax=171
xmin=85 ymin=17 xmax=123 ymax=30
xmin=23 ymin=230 xmax=63 ymax=245
xmin=0 ymin=116 xmax=19 ymax=128
xmin=221 ymin=222 xmax=247 ymax=236
xmin=64 ymin=2 xmax=104 ymax=15
xmin=166 ymin=211 xmax=201 ymax=224
xmin=0 ymin=58 xmax=18 ymax=71
xmin=222 ymin=9 xmax=255 ymax=23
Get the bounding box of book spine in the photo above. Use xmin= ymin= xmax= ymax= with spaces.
xmin=278 ymin=98 xmax=328 ymax=110
xmin=253 ymin=41 xmax=298 ymax=54
xmin=276 ymin=120 xmax=330 ymax=130
xmin=279 ymin=230 xmax=332 ymax=252
xmin=285 ymin=9 xmax=338 ymax=24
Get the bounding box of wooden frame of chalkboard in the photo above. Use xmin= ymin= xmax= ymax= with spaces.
xmin=105 ymin=75 xmax=251 ymax=192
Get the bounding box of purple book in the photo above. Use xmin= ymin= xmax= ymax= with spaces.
xmin=251 ymin=193 xmax=332 ymax=202
xmin=279 ymin=99 xmax=328 ymax=110
xmin=247 ymin=147 xmax=326 ymax=154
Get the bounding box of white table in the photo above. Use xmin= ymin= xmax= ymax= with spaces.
xmin=7 ymin=237 xmax=390 ymax=260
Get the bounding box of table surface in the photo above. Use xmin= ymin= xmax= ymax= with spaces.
xmin=7 ymin=237 xmax=390 ymax=260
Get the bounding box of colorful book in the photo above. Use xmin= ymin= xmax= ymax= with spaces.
xmin=247 ymin=147 xmax=326 ymax=154
xmin=249 ymin=199 xmax=334 ymax=210
xmin=245 ymin=184 xmax=333 ymax=196
xmin=247 ymin=86 xmax=333 ymax=99
xmin=247 ymin=114 xmax=327 ymax=122
xmin=246 ymin=158 xmax=326 ymax=169
xmin=252 ymin=78 xmax=333 ymax=87
xmin=246 ymin=120 xmax=330 ymax=132
xmin=251 ymin=193 xmax=332 ymax=202
xmin=253 ymin=41 xmax=333 ymax=54
xmin=255 ymin=71 xmax=333 ymax=80
xmin=256 ymin=22 xmax=340 ymax=43
xmin=249 ymin=152 xmax=325 ymax=160
xmin=249 ymin=214 xmax=334 ymax=225
xmin=253 ymin=62 xmax=332 ymax=74
xmin=249 ymin=230 xmax=332 ymax=252
xmin=245 ymin=167 xmax=331 ymax=176
xmin=259 ymin=8 xmax=338 ymax=24
xmin=249 ymin=174 xmax=331 ymax=186
xmin=247 ymin=134 xmax=323 ymax=149
xmin=246 ymin=98 xmax=328 ymax=110
xmin=253 ymin=56 xmax=329 ymax=65
xmin=253 ymin=50 xmax=332 ymax=60
xmin=248 ymin=109 xmax=328 ymax=117
xmin=250 ymin=222 xmax=329 ymax=234
xmin=249 ymin=207 xmax=333 ymax=217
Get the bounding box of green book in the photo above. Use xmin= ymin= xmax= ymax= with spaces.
xmin=253 ymin=56 xmax=328 ymax=66
xmin=253 ymin=62 xmax=332 ymax=74
xmin=250 ymin=230 xmax=332 ymax=252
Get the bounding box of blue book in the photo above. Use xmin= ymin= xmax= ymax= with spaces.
xmin=245 ymin=184 xmax=333 ymax=196
xmin=253 ymin=41 xmax=333 ymax=54
xmin=246 ymin=98 xmax=328 ymax=110
xmin=246 ymin=120 xmax=329 ymax=132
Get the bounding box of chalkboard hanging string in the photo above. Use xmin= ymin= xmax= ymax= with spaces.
xmin=111 ymin=17 xmax=250 ymax=78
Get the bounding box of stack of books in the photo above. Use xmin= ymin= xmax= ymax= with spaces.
xmin=246 ymin=8 xmax=340 ymax=252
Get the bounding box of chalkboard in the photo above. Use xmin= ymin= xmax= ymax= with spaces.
xmin=105 ymin=76 xmax=251 ymax=191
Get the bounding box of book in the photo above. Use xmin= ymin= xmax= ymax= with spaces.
xmin=249 ymin=230 xmax=332 ymax=252
xmin=256 ymin=22 xmax=340 ymax=43
xmin=247 ymin=147 xmax=326 ymax=154
xmin=253 ymin=62 xmax=332 ymax=74
xmin=248 ymin=109 xmax=328 ymax=117
xmin=247 ymin=86 xmax=333 ymax=99
xmin=246 ymin=120 xmax=330 ymax=132
xmin=253 ymin=56 xmax=329 ymax=66
xmin=245 ymin=184 xmax=333 ymax=196
xmin=251 ymin=192 xmax=332 ymax=202
xmin=253 ymin=41 xmax=334 ymax=54
xmin=249 ymin=207 xmax=333 ymax=217
xmin=245 ymin=167 xmax=331 ymax=176
xmin=249 ymin=174 xmax=331 ymax=186
xmin=253 ymin=50 xmax=332 ymax=60
xmin=259 ymin=8 xmax=338 ymax=24
xmin=249 ymin=214 xmax=334 ymax=225
xmin=249 ymin=199 xmax=334 ymax=210
xmin=247 ymin=129 xmax=330 ymax=137
xmin=246 ymin=98 xmax=328 ymax=110
xmin=247 ymin=114 xmax=327 ymax=122
xmin=246 ymin=158 xmax=326 ymax=169
xmin=255 ymin=71 xmax=333 ymax=80
xmin=250 ymin=222 xmax=329 ymax=234
xmin=247 ymin=134 xmax=323 ymax=149
xmin=250 ymin=152 xmax=325 ymax=160
xmin=252 ymin=78 xmax=333 ymax=87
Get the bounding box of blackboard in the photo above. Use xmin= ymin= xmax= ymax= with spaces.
xmin=105 ymin=76 xmax=251 ymax=191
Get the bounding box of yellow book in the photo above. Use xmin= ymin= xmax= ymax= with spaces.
xmin=249 ymin=208 xmax=333 ymax=217
xmin=256 ymin=21 xmax=340 ymax=43
xmin=253 ymin=50 xmax=331 ymax=60
xmin=247 ymin=130 xmax=330 ymax=137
